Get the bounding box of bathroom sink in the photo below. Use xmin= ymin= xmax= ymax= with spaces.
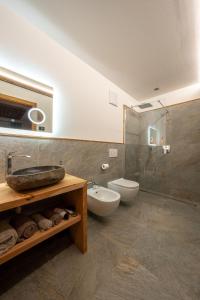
xmin=6 ymin=166 xmax=65 ymax=191
xmin=87 ymin=186 xmax=120 ymax=216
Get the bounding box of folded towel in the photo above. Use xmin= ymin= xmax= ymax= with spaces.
xmin=0 ymin=220 xmax=18 ymax=255
xmin=10 ymin=215 xmax=38 ymax=240
xmin=53 ymin=208 xmax=69 ymax=220
xmin=43 ymin=209 xmax=62 ymax=226
xmin=31 ymin=213 xmax=53 ymax=231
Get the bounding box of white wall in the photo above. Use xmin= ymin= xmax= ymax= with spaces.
xmin=0 ymin=5 xmax=137 ymax=143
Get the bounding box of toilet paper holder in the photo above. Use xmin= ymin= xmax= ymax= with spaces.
xmin=101 ymin=163 xmax=109 ymax=170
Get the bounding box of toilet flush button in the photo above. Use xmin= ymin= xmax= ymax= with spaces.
xmin=109 ymin=148 xmax=118 ymax=158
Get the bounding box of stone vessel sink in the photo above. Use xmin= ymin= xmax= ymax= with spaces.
xmin=6 ymin=166 xmax=65 ymax=192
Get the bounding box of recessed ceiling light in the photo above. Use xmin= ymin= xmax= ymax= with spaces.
xmin=154 ymin=87 xmax=159 ymax=91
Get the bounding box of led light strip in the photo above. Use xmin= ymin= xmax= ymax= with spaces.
xmin=0 ymin=67 xmax=53 ymax=97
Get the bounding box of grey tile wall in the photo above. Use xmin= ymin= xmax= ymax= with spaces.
xmin=0 ymin=136 xmax=125 ymax=187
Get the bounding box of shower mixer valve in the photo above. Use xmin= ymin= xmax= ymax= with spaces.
xmin=162 ymin=145 xmax=170 ymax=154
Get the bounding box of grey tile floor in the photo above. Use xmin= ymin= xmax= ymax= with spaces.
xmin=0 ymin=191 xmax=200 ymax=300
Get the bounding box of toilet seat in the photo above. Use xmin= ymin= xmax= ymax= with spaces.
xmin=110 ymin=178 xmax=139 ymax=189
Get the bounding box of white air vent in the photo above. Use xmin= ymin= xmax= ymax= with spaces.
xmin=109 ymin=90 xmax=118 ymax=107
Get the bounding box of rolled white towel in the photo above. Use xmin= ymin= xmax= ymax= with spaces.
xmin=53 ymin=208 xmax=69 ymax=219
xmin=0 ymin=220 xmax=18 ymax=255
xmin=32 ymin=213 xmax=53 ymax=231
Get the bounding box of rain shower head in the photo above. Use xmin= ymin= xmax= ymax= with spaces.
xmin=130 ymin=99 xmax=169 ymax=111
xmin=138 ymin=103 xmax=153 ymax=109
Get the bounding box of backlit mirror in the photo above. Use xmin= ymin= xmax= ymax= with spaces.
xmin=148 ymin=127 xmax=158 ymax=146
xmin=0 ymin=67 xmax=53 ymax=132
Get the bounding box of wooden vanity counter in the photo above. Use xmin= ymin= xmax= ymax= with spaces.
xmin=0 ymin=174 xmax=87 ymax=265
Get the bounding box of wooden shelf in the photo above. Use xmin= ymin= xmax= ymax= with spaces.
xmin=0 ymin=215 xmax=81 ymax=265
xmin=0 ymin=174 xmax=86 ymax=212
xmin=0 ymin=174 xmax=87 ymax=264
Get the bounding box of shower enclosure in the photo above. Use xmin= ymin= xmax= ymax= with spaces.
xmin=124 ymin=100 xmax=199 ymax=203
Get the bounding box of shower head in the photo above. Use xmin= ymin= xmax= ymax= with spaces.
xmin=138 ymin=103 xmax=153 ymax=109
xmin=130 ymin=99 xmax=169 ymax=112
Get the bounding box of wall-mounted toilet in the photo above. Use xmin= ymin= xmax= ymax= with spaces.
xmin=108 ymin=178 xmax=139 ymax=204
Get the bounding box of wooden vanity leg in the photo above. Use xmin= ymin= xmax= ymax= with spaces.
xmin=68 ymin=184 xmax=87 ymax=253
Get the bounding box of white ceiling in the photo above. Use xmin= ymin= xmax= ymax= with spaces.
xmin=3 ymin=0 xmax=199 ymax=101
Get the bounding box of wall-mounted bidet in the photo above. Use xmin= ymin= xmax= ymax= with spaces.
xmin=108 ymin=178 xmax=139 ymax=204
xmin=87 ymin=185 xmax=120 ymax=217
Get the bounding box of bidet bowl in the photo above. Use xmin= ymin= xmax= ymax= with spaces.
xmin=6 ymin=165 xmax=65 ymax=191
xmin=87 ymin=185 xmax=120 ymax=216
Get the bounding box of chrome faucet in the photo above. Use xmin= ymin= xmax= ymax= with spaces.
xmin=87 ymin=180 xmax=96 ymax=185
xmin=87 ymin=180 xmax=98 ymax=189
xmin=7 ymin=152 xmax=31 ymax=175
